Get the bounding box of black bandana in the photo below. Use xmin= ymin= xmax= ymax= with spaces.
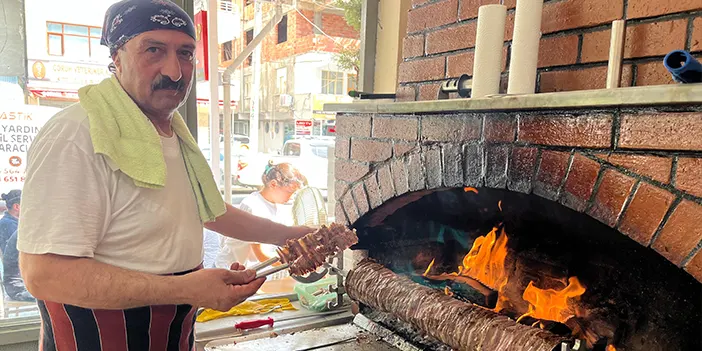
xmin=100 ymin=0 xmax=196 ymax=54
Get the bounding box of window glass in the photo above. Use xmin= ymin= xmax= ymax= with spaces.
xmin=283 ymin=142 xmax=301 ymax=156
xmin=47 ymin=22 xmax=62 ymax=33
xmin=321 ymin=71 xmax=344 ymax=95
xmin=48 ymin=34 xmax=63 ymax=56
xmin=310 ymin=145 xmax=328 ymax=158
xmin=64 ymin=35 xmax=89 ymax=57
xmin=90 ymin=27 xmax=103 ymax=37
xmin=90 ymin=38 xmax=109 ymax=58
xmin=64 ymin=24 xmax=89 ymax=36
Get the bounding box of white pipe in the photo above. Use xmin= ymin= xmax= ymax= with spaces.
xmin=507 ymin=0 xmax=543 ymax=95
xmin=250 ymin=0 xmax=263 ymax=154
xmin=471 ymin=4 xmax=507 ymax=98
xmin=207 ymin=0 xmax=220 ymax=186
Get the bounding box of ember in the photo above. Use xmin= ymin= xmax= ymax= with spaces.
xmin=423 ymin=258 xmax=435 ymax=277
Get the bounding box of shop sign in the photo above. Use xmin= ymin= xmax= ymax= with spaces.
xmin=28 ymin=59 xmax=111 ymax=86
xmin=295 ymin=119 xmax=313 ymax=135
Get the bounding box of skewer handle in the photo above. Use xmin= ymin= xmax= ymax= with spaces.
xmin=255 ymin=263 xmax=290 ymax=279
xmin=248 ymin=256 xmax=280 ymax=272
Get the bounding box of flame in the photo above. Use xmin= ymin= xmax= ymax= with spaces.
xmin=464 ymin=187 xmax=478 ymax=193
xmin=423 ymin=258 xmax=435 ymax=277
xmin=444 ymin=286 xmax=454 ymax=297
xmin=457 ymin=227 xmax=509 ymax=291
xmin=606 ymin=346 xmax=616 ymax=351
xmin=498 ymin=200 xmax=502 ymax=211
xmin=518 ymin=277 xmax=586 ymax=324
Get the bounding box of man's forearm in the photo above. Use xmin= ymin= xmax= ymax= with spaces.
xmin=21 ymin=253 xmax=194 ymax=309
xmin=205 ymin=203 xmax=294 ymax=246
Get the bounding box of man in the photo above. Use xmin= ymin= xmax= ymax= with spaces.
xmin=17 ymin=0 xmax=309 ymax=350
xmin=0 ymin=189 xmax=21 ymax=253
xmin=3 ymin=230 xmax=34 ymax=302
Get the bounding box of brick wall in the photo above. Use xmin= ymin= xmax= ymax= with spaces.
xmin=225 ymin=7 xmax=360 ymax=67
xmin=333 ymin=108 xmax=702 ymax=284
xmin=398 ymin=0 xmax=702 ymax=101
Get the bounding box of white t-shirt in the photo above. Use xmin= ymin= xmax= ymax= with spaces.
xmin=214 ymin=191 xmax=285 ymax=269
xmin=17 ymin=103 xmax=204 ymax=275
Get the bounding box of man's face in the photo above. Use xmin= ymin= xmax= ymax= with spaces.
xmin=112 ymin=30 xmax=196 ymax=118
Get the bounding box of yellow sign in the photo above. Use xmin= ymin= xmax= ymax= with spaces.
xmin=32 ymin=61 xmax=46 ymax=80
xmin=312 ymin=94 xmax=352 ymax=119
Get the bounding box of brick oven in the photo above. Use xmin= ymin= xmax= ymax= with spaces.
xmin=325 ymin=83 xmax=702 ymax=351
xmin=320 ymin=2 xmax=702 ymax=350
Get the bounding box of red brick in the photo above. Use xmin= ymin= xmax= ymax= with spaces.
xmin=619 ymin=112 xmax=702 ymax=151
xmin=407 ymin=0 xmax=459 ymax=33
xmin=588 ymin=169 xmax=637 ymax=227
xmin=636 ymin=61 xmax=676 ymax=86
xmin=335 ymin=159 xmax=370 ymax=183
xmin=504 ymin=12 xmax=514 ymax=41
xmin=421 ymin=115 xmax=482 ymax=142
xmin=485 ymin=145 xmax=509 ymax=188
xmin=363 ymin=171 xmax=383 ymax=209
xmin=624 ymin=20 xmax=687 ymax=59
xmin=335 ymin=137 xmax=350 ymax=159
xmin=484 ymin=115 xmax=516 ymax=142
xmin=447 ymin=52 xmax=474 ymax=78
xmin=426 ymin=21 xmax=478 ymax=54
xmin=458 ymin=0 xmax=505 ymax=21
xmin=518 ymin=114 xmax=612 ymax=148
xmin=463 ymin=144 xmax=483 ymax=186
xmin=351 ymin=182 xmax=370 ymax=217
xmin=341 ymin=192 xmax=359 ymax=224
xmin=403 ymin=34 xmax=424 ymax=58
xmin=398 ymin=57 xmax=445 ymax=83
xmin=619 ymin=183 xmax=676 ymax=246
xmin=537 ymin=35 xmax=579 ymax=68
xmin=562 ymin=154 xmax=601 ymax=212
xmin=377 ymin=164 xmax=396 ymax=202
xmin=442 ymin=144 xmax=464 ymax=187
xmin=394 ymin=142 xmax=417 ymax=157
xmin=599 ymin=154 xmax=672 ymax=184
xmin=335 ymin=202 xmax=348 ymax=225
xmin=627 ymin=0 xmax=702 ymax=19
xmin=418 ymin=83 xmax=442 ymax=101
xmin=581 ymin=30 xmax=610 ymax=63
xmin=534 ymin=151 xmax=571 ymax=200
xmin=676 ymin=158 xmax=702 ymax=198
xmin=424 ymin=146 xmax=443 ymax=188
xmin=693 ymin=17 xmax=702 ymax=52
xmin=373 ymin=116 xmax=419 ymax=141
xmin=336 ymin=114 xmax=372 ymax=137
xmin=396 ymin=85 xmax=417 ymax=101
xmin=351 ymin=139 xmax=393 ymax=162
xmin=391 ymin=158 xmax=410 ymax=195
xmin=407 ymin=152 xmax=426 ymax=191
xmin=508 ymin=147 xmax=538 ymax=193
xmin=653 ymin=200 xmax=702 ymax=266
xmin=539 ymin=65 xmax=633 ymax=92
xmin=542 ymin=0 xmax=624 ymax=34
xmin=684 ymin=249 xmax=702 ymax=284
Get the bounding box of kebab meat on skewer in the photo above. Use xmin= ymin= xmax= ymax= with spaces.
xmin=277 ymin=223 xmax=358 ymax=276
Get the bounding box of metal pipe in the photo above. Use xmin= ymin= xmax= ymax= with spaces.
xmin=664 ymin=50 xmax=702 ymax=84
xmin=437 ymin=74 xmax=472 ymax=100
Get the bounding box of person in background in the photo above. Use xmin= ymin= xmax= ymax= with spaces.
xmin=3 ymin=230 xmax=34 ymax=302
xmin=0 ymin=189 xmax=21 ymax=253
xmin=215 ymin=162 xmax=308 ymax=269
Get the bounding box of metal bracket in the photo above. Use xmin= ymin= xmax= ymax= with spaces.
xmin=438 ymin=74 xmax=472 ymax=100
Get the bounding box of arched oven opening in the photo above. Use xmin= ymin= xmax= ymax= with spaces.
xmin=349 ymin=187 xmax=701 ymax=351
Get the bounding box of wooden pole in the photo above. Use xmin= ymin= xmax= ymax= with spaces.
xmin=606 ymin=20 xmax=626 ymax=89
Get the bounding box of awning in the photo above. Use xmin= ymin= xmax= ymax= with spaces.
xmin=30 ymin=88 xmax=79 ymax=101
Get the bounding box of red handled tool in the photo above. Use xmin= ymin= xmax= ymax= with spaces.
xmin=232 ymin=309 xmax=348 ymax=331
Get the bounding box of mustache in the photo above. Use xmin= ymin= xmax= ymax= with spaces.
xmin=152 ymin=76 xmax=186 ymax=91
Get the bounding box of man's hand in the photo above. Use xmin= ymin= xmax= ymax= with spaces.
xmin=183 ymin=264 xmax=265 ymax=311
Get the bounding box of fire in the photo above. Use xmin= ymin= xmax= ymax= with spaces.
xmin=444 ymin=286 xmax=454 ymax=297
xmin=464 ymin=187 xmax=478 ymax=193
xmin=457 ymin=226 xmax=509 ymax=291
xmin=498 ymin=200 xmax=502 ymax=211
xmin=606 ymin=346 xmax=616 ymax=351
xmin=518 ymin=277 xmax=586 ymax=324
xmin=423 ymin=258 xmax=435 ymax=277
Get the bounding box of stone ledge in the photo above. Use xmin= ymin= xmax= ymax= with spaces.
xmin=324 ymin=84 xmax=702 ymax=114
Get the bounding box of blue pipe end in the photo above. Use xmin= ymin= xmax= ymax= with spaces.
xmin=663 ymin=50 xmax=702 ymax=84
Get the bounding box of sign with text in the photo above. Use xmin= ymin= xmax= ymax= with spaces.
xmin=295 ymin=120 xmax=313 ymax=135
xmin=0 ymin=105 xmax=60 ymax=194
xmin=28 ymin=59 xmax=111 ymax=87
xmin=194 ymin=10 xmax=209 ymax=82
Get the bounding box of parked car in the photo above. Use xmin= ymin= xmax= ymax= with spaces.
xmin=236 ymin=137 xmax=334 ymax=190
xmin=201 ymin=147 xmax=244 ymax=185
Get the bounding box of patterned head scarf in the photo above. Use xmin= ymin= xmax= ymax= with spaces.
xmin=100 ymin=0 xmax=196 ymax=55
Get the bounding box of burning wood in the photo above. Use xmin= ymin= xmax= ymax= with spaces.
xmin=346 ymin=259 xmax=570 ymax=351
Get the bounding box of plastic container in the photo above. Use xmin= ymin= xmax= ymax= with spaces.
xmin=293 ymin=276 xmax=340 ymax=312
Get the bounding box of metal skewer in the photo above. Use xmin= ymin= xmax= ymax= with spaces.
xmin=248 ymin=256 xmax=280 ymax=272
xmin=255 ymin=262 xmax=290 ymax=279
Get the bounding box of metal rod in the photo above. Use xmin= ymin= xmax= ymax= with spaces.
xmin=255 ymin=263 xmax=290 ymax=279
xmin=248 ymin=256 xmax=280 ymax=272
